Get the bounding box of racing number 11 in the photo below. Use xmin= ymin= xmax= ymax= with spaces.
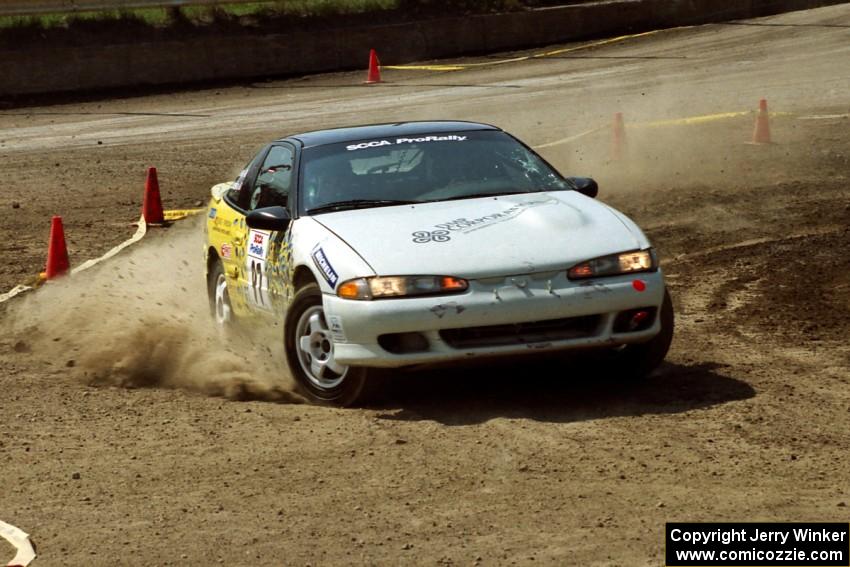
xmin=251 ymin=259 xmax=264 ymax=306
xmin=246 ymin=229 xmax=270 ymax=309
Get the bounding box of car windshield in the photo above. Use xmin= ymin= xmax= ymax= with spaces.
xmin=299 ymin=130 xmax=571 ymax=214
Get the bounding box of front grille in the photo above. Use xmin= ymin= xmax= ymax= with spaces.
xmin=378 ymin=332 xmax=430 ymax=354
xmin=439 ymin=315 xmax=600 ymax=349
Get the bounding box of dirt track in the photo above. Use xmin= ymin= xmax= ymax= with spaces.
xmin=1 ymin=5 xmax=849 ymax=566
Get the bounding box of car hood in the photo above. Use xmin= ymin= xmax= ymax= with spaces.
xmin=311 ymin=191 xmax=646 ymax=279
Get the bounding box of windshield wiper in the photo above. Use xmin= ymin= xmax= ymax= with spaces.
xmin=431 ymin=190 xmax=530 ymax=202
xmin=306 ymin=199 xmax=420 ymax=214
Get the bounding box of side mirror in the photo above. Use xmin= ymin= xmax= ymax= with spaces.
xmin=567 ymin=177 xmax=599 ymax=198
xmin=246 ymin=206 xmax=291 ymax=232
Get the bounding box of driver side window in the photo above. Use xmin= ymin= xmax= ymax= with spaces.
xmin=249 ymin=145 xmax=294 ymax=211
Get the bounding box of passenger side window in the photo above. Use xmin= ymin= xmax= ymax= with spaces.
xmin=249 ymin=145 xmax=294 ymax=211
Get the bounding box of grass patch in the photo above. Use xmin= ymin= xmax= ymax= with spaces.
xmin=0 ymin=8 xmax=168 ymax=29
xmin=0 ymin=0 xmax=400 ymax=30
xmin=0 ymin=0 xmax=593 ymax=34
xmin=182 ymin=0 xmax=399 ymax=20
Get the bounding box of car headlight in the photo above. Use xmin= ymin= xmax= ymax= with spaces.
xmin=567 ymin=249 xmax=657 ymax=280
xmin=337 ymin=275 xmax=468 ymax=300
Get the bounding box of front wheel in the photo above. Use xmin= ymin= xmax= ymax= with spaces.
xmin=284 ymin=283 xmax=378 ymax=406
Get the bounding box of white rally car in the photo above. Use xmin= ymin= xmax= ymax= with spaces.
xmin=204 ymin=121 xmax=673 ymax=405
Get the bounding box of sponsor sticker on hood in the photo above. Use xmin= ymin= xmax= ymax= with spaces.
xmin=411 ymin=197 xmax=558 ymax=242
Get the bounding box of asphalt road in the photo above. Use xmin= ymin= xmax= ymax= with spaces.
xmin=1 ymin=4 xmax=849 ymax=566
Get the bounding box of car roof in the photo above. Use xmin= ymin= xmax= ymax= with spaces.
xmin=281 ymin=121 xmax=501 ymax=148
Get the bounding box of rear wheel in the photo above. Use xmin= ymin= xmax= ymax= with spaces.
xmin=207 ymin=260 xmax=234 ymax=329
xmin=284 ymin=283 xmax=379 ymax=406
xmin=608 ymin=287 xmax=674 ymax=379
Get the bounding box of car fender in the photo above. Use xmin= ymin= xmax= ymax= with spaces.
xmin=602 ymin=206 xmax=652 ymax=250
xmin=289 ymin=217 xmax=375 ymax=295
xmin=210 ymin=181 xmax=234 ymax=204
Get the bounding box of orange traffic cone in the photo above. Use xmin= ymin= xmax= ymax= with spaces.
xmin=365 ymin=49 xmax=382 ymax=84
xmin=45 ymin=215 xmax=70 ymax=280
xmin=142 ymin=166 xmax=165 ymax=224
xmin=611 ymin=112 xmax=626 ymax=161
xmin=751 ymin=98 xmax=772 ymax=144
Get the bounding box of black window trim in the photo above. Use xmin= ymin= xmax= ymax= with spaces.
xmin=223 ymin=144 xmax=269 ymax=213
xmin=223 ymin=141 xmax=299 ymax=216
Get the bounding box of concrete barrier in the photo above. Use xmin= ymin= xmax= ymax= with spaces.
xmin=0 ymin=0 xmax=845 ymax=98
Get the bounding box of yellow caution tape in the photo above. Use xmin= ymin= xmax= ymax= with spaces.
xmin=2 ymin=209 xmax=204 ymax=303
xmin=387 ymin=28 xmax=668 ymax=72
xmin=163 ymin=208 xmax=205 ymax=221
xmin=635 ymin=111 xmax=750 ymax=128
xmin=457 ymin=56 xmax=535 ymax=68
xmin=382 ymin=64 xmax=466 ymax=71
xmin=71 ymin=215 xmax=147 ymax=275
xmin=0 ymin=519 xmax=37 ymax=566
xmin=534 ymin=110 xmax=794 ymax=148
xmin=636 ymin=111 xmax=792 ymax=128
xmin=0 ymin=284 xmax=33 ymax=303
xmin=533 ymin=126 xmax=605 ymax=149
xmin=533 ymin=29 xmax=664 ymax=58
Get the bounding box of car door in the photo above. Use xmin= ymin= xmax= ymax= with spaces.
xmin=207 ymin=147 xmax=269 ymax=318
xmin=236 ymin=143 xmax=296 ymax=317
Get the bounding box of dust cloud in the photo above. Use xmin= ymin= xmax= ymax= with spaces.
xmin=6 ymin=217 xmax=303 ymax=403
xmin=540 ymin=113 xmax=782 ymax=194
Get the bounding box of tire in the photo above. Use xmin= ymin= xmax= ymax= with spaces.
xmin=284 ymin=283 xmax=379 ymax=407
xmin=207 ymin=260 xmax=235 ymax=330
xmin=608 ymin=287 xmax=675 ymax=379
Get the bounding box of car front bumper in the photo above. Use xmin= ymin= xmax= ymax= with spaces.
xmin=322 ymin=270 xmax=667 ymax=368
